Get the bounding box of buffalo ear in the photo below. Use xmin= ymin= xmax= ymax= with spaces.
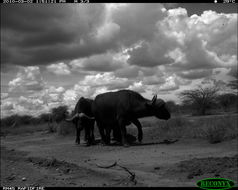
xmin=157 ymin=99 xmax=165 ymax=107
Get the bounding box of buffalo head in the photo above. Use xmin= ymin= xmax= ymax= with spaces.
xmin=146 ymin=95 xmax=171 ymax=120
xmin=66 ymin=112 xmax=94 ymax=130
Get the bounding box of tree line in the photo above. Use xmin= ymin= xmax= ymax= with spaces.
xmin=1 ymin=77 xmax=237 ymax=127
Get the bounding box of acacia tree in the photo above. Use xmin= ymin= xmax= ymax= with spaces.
xmin=166 ymin=100 xmax=180 ymax=113
xmin=179 ymin=85 xmax=220 ymax=115
xmin=216 ymin=93 xmax=237 ymax=112
xmin=51 ymin=105 xmax=69 ymax=124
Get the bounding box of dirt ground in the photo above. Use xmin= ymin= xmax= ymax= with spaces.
xmin=1 ymin=126 xmax=238 ymax=187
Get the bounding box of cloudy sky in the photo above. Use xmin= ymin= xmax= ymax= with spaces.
xmin=1 ymin=3 xmax=237 ymax=118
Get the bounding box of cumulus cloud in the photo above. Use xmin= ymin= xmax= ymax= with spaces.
xmin=1 ymin=83 xmax=67 ymax=117
xmin=1 ymin=4 xmax=237 ymax=117
xmin=156 ymin=74 xmax=191 ymax=93
xmin=110 ymin=4 xmax=165 ymax=46
xmin=69 ymin=53 xmax=123 ymax=72
xmin=126 ymin=7 xmax=237 ymax=74
xmin=94 ymin=22 xmax=120 ymax=44
xmin=115 ymin=65 xmax=139 ymax=78
xmin=47 ymin=62 xmax=71 ymax=75
xmin=8 ymin=66 xmax=45 ymax=92
xmin=165 ymin=9 xmax=237 ymax=71
xmin=18 ymin=96 xmax=44 ymax=110
xmin=1 ymin=101 xmax=14 ymax=111
xmin=80 ymin=72 xmax=131 ymax=90
xmin=61 ymin=72 xmax=134 ymax=109
xmin=1 ymin=93 xmax=9 ymax=100
xmin=128 ymin=81 xmax=146 ymax=93
xmin=1 ymin=100 xmax=15 ymax=118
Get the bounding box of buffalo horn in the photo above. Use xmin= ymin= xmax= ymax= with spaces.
xmin=78 ymin=112 xmax=95 ymax=120
xmin=65 ymin=113 xmax=79 ymax=122
xmin=152 ymin=94 xmax=157 ymax=105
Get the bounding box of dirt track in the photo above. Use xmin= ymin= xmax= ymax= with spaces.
xmin=1 ymin=128 xmax=238 ymax=187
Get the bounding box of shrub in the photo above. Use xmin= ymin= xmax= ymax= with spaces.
xmin=156 ymin=116 xmax=190 ymax=139
xmin=47 ymin=122 xmax=57 ymax=133
xmin=57 ymin=121 xmax=75 ymax=136
xmin=203 ymin=115 xmax=237 ymax=143
xmin=205 ymin=124 xmax=226 ymax=144
xmin=51 ymin=106 xmax=68 ymax=124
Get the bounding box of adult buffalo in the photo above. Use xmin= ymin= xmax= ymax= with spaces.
xmin=92 ymin=90 xmax=171 ymax=146
xmin=66 ymin=97 xmax=95 ymax=145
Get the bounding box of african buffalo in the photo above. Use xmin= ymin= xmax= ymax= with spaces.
xmin=92 ymin=90 xmax=171 ymax=146
xmin=66 ymin=97 xmax=95 ymax=145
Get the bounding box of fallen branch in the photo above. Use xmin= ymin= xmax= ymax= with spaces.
xmin=117 ymin=163 xmax=136 ymax=184
xmin=96 ymin=161 xmax=137 ymax=185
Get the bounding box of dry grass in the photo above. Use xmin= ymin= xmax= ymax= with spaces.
xmin=137 ymin=114 xmax=238 ymax=143
xmin=56 ymin=121 xmax=75 ymax=136
xmin=203 ymin=115 xmax=238 ymax=143
xmin=0 ymin=120 xmax=75 ymax=137
xmin=2 ymin=113 xmax=237 ymax=144
xmin=1 ymin=123 xmax=49 ymax=136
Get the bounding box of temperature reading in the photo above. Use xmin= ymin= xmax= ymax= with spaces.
xmin=223 ymin=0 xmax=235 ymax=3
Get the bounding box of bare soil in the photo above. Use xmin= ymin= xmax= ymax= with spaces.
xmin=1 ymin=126 xmax=238 ymax=187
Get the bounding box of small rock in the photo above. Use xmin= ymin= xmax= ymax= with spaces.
xmin=63 ymin=168 xmax=70 ymax=173
xmin=22 ymin=177 xmax=27 ymax=181
xmin=56 ymin=168 xmax=59 ymax=171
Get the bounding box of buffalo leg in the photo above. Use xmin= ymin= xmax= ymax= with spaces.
xmin=112 ymin=127 xmax=121 ymax=142
xmin=118 ymin=118 xmax=129 ymax=147
xmin=97 ymin=122 xmax=107 ymax=145
xmin=87 ymin=121 xmax=95 ymax=145
xmin=90 ymin=123 xmax=95 ymax=144
xmin=75 ymin=127 xmax=80 ymax=144
xmin=84 ymin=129 xmax=87 ymax=142
xmin=105 ymin=127 xmax=111 ymax=145
xmin=84 ymin=126 xmax=90 ymax=146
xmin=131 ymin=118 xmax=143 ymax=143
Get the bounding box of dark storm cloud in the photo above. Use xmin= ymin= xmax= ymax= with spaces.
xmin=1 ymin=4 xmax=107 ymax=66
xmin=79 ymin=54 xmax=123 ymax=72
xmin=1 ymin=4 xmax=69 ymax=32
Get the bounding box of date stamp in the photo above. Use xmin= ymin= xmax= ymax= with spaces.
xmin=2 ymin=187 xmax=45 ymax=190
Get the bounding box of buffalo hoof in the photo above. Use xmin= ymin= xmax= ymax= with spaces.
xmin=126 ymin=134 xmax=136 ymax=144
xmin=123 ymin=144 xmax=130 ymax=147
xmin=100 ymin=140 xmax=107 ymax=146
